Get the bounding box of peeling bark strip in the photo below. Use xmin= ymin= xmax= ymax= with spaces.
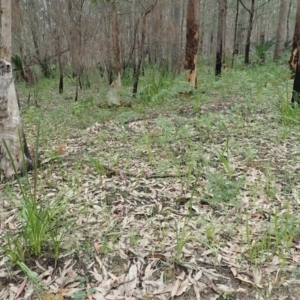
xmin=184 ymin=0 xmax=199 ymax=89
xmin=289 ymin=0 xmax=300 ymax=72
xmin=292 ymin=46 xmax=300 ymax=104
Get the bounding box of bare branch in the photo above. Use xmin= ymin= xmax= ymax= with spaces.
xmin=239 ymin=0 xmax=250 ymax=14
xmin=255 ymin=0 xmax=272 ymax=12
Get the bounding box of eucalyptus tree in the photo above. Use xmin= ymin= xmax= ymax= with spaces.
xmin=184 ymin=0 xmax=200 ymax=89
xmin=239 ymin=0 xmax=271 ymax=64
xmin=274 ymin=0 xmax=289 ymax=61
xmin=106 ymin=0 xmax=122 ymax=106
xmin=0 ymin=0 xmax=27 ymax=179
xmin=231 ymin=0 xmax=240 ymax=68
xmin=290 ymin=0 xmax=300 ymax=104
xmin=215 ymin=0 xmax=227 ymax=76
xmin=132 ymin=0 xmax=159 ymax=95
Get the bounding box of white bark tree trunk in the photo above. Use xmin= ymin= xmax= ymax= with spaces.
xmin=0 ymin=0 xmax=23 ymax=179
xmin=274 ymin=0 xmax=289 ymax=61
xmin=107 ymin=0 xmax=121 ymax=106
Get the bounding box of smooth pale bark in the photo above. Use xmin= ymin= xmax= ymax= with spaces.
xmin=0 ymin=0 xmax=23 ymax=179
xmin=274 ymin=0 xmax=289 ymax=61
xmin=171 ymin=0 xmax=181 ymax=72
xmin=132 ymin=0 xmax=158 ymax=96
xmin=184 ymin=0 xmax=200 ymax=89
xmin=107 ymin=1 xmax=121 ymax=106
xmin=286 ymin=0 xmax=292 ymax=43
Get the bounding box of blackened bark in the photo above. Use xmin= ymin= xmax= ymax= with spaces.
xmin=291 ymin=0 xmax=300 ymax=104
xmin=215 ymin=44 xmax=222 ymax=76
xmin=59 ymin=75 xmax=63 ymax=94
xmin=244 ymin=0 xmax=255 ymax=65
xmin=231 ymin=0 xmax=239 ymax=68
xmin=216 ymin=0 xmax=226 ymax=76
xmin=292 ymin=49 xmax=300 ymax=104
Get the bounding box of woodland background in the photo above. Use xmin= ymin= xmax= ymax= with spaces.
xmin=12 ymin=0 xmax=294 ymax=90
xmin=2 ymin=1 xmax=300 ymax=299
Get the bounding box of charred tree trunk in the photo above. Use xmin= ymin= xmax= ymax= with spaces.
xmin=292 ymin=49 xmax=300 ymax=105
xmin=290 ymin=0 xmax=300 ymax=104
xmin=222 ymin=0 xmax=227 ymax=68
xmin=55 ymin=27 xmax=64 ymax=94
xmin=184 ymin=0 xmax=200 ymax=89
xmin=231 ymin=0 xmax=239 ymax=68
xmin=215 ymin=0 xmax=226 ymax=76
xmin=243 ymin=0 xmax=255 ymax=65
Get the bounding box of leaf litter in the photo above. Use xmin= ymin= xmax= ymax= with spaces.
xmin=1 ymin=76 xmax=300 ymax=299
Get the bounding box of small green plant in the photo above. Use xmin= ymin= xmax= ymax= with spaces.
xmin=206 ymin=173 xmax=244 ymax=205
xmin=252 ymin=38 xmax=275 ymax=63
xmin=246 ymin=205 xmax=296 ymax=264
xmin=17 ymin=262 xmax=41 ymax=285
xmin=205 ymin=224 xmax=216 ymax=241
xmin=129 ymin=230 xmax=140 ymax=246
xmin=216 ymin=136 xmax=233 ymax=177
xmin=3 ymin=121 xmax=71 ymax=264
xmin=174 ymin=172 xmax=216 ymax=261
xmin=143 ymin=135 xmax=155 ymax=164
xmin=89 ymin=157 xmax=107 ymax=175
xmin=276 ymin=99 xmax=300 ymax=125
xmin=136 ymin=67 xmax=188 ymax=105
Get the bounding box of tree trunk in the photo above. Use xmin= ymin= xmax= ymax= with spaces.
xmin=244 ymin=0 xmax=255 ymax=65
xmin=231 ymin=0 xmax=240 ymax=68
xmin=286 ymin=0 xmax=292 ymax=44
xmin=215 ymin=0 xmax=226 ymax=76
xmin=290 ymin=0 xmax=300 ymax=104
xmin=107 ymin=0 xmax=121 ymax=106
xmin=289 ymin=0 xmax=300 ymax=72
xmin=67 ymin=0 xmax=83 ymax=83
xmin=55 ymin=27 xmax=64 ymax=94
xmin=274 ymin=0 xmax=289 ymax=61
xmin=132 ymin=0 xmax=158 ymax=96
xmin=184 ymin=0 xmax=200 ymax=89
xmin=222 ymin=0 xmax=227 ymax=68
xmin=0 ymin=0 xmax=24 ymax=179
xmin=171 ymin=0 xmax=181 ymax=73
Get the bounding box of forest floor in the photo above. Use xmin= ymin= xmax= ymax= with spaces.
xmin=1 ymin=62 xmax=300 ymax=299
